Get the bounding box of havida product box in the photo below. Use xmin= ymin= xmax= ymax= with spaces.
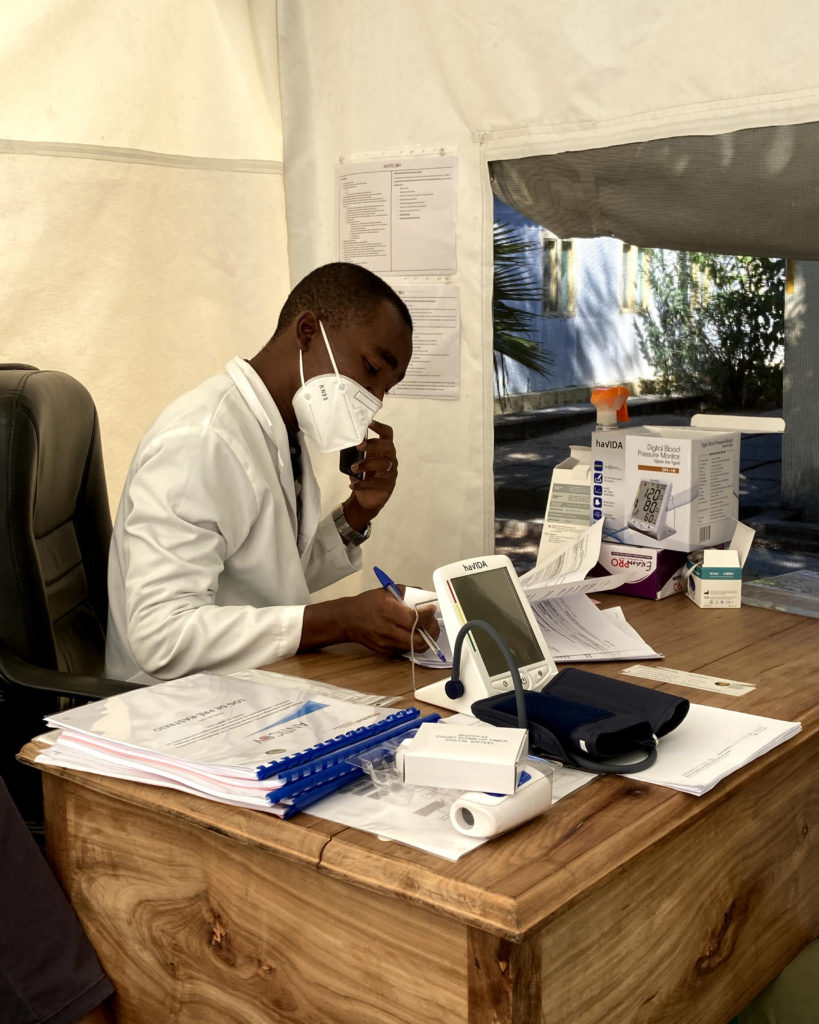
xmin=590 ymin=542 xmax=688 ymax=600
xmin=590 ymin=425 xmax=740 ymax=552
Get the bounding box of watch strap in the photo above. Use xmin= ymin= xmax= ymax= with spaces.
xmin=332 ymin=503 xmax=371 ymax=546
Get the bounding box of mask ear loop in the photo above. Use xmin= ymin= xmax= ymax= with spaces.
xmin=318 ymin=320 xmax=342 ymax=378
xmin=299 ymin=320 xmax=342 ymax=392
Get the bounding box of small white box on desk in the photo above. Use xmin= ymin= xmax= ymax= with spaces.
xmin=685 ymin=523 xmax=755 ymax=608
xmin=400 ymin=722 xmax=528 ymax=795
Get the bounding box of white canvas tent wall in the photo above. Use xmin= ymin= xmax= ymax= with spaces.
xmin=0 ymin=0 xmax=289 ymax=510
xmin=279 ymin=0 xmax=819 ymax=588
xmin=3 ymin=0 xmax=818 ymax=599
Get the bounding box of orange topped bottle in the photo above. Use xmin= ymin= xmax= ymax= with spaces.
xmin=590 ymin=386 xmax=630 ymax=430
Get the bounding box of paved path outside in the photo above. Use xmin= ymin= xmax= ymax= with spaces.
xmin=494 ymin=397 xmax=819 ymax=580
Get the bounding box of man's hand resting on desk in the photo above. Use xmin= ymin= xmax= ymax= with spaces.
xmin=300 ymin=587 xmax=440 ymax=655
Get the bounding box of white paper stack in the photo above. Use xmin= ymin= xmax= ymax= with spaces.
xmin=527 ymin=594 xmax=661 ymax=662
xmin=406 ymin=526 xmax=659 ymax=669
xmin=522 ymin=521 xmax=661 ymax=663
xmin=611 ymin=703 xmax=802 ymax=796
xmin=35 ymin=672 xmax=428 ymax=818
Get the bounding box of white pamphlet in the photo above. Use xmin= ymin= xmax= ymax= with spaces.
xmin=604 ymin=703 xmax=801 ymax=796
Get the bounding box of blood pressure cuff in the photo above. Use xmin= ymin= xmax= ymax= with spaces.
xmin=471 ymin=668 xmax=689 ymax=774
xmin=547 ymin=667 xmax=689 ymax=738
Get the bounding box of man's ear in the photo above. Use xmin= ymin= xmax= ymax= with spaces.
xmin=294 ymin=310 xmax=320 ymax=352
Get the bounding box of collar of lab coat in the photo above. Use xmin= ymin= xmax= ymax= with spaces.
xmin=226 ymin=357 xmax=287 ymax=443
xmin=225 ymin=357 xmax=320 ymax=556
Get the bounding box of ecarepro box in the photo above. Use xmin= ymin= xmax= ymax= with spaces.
xmin=590 ymin=542 xmax=688 ymax=600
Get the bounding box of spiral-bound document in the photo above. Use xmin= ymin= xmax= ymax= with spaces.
xmin=36 ymin=671 xmax=429 ymax=818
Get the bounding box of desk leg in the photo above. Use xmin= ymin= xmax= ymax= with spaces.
xmin=467 ymin=929 xmax=541 ymax=1024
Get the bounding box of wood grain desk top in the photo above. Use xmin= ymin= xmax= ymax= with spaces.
xmin=22 ymin=595 xmax=819 ymax=941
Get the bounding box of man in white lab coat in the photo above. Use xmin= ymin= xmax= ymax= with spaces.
xmin=106 ymin=262 xmax=436 ymax=684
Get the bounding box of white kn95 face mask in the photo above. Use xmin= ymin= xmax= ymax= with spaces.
xmin=292 ymin=320 xmax=383 ymax=453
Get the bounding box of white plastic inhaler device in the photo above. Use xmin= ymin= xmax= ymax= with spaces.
xmin=449 ymin=763 xmax=553 ymax=839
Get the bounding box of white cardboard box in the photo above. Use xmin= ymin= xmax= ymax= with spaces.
xmin=400 ymin=721 xmax=528 ymax=794
xmin=591 ymin=423 xmax=740 ymax=552
xmin=685 ymin=523 xmax=755 ymax=608
xmin=537 ymin=445 xmax=592 ymax=563
xmin=590 ymin=415 xmax=785 ymax=554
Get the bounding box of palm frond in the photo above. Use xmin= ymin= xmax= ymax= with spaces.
xmin=492 ymin=221 xmax=552 ymax=390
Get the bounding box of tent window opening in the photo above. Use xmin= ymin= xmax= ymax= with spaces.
xmin=490 ymin=120 xmax=819 ymax=565
xmin=542 ymin=236 xmax=576 ymax=316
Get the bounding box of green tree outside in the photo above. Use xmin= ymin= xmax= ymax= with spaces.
xmin=638 ymin=250 xmax=785 ymax=410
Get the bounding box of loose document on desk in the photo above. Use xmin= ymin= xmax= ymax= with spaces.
xmin=408 ymin=524 xmax=660 ymax=668
xmin=520 ymin=521 xmax=661 ymax=662
xmin=616 ymin=703 xmax=801 ymax=796
xmin=312 ymin=742 xmax=594 ymax=861
xmin=310 ymin=765 xmax=594 ymax=861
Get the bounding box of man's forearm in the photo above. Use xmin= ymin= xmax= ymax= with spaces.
xmin=341 ymin=494 xmax=372 ymax=533
xmin=299 ymin=597 xmax=355 ymax=650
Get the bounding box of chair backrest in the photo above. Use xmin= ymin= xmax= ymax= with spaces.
xmin=0 ymin=365 xmax=112 ymax=677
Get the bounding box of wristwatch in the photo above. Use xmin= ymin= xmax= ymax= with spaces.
xmin=332 ymin=503 xmax=371 ymax=546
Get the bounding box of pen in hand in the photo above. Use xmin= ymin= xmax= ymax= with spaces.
xmin=373 ymin=566 xmax=448 ymax=664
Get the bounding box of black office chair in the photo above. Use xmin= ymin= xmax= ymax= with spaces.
xmin=0 ymin=364 xmax=137 ymax=823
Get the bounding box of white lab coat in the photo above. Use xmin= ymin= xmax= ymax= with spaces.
xmin=105 ymin=358 xmax=361 ymax=684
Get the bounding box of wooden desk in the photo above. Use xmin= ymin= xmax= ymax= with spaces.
xmin=21 ymin=597 xmax=819 ymax=1024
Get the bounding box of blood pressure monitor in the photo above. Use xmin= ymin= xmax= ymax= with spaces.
xmin=627 ymin=478 xmax=674 ymax=541
xmin=413 ymin=554 xmax=558 ymax=715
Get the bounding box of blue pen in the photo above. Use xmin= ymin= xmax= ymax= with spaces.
xmin=373 ymin=566 xmax=448 ymax=664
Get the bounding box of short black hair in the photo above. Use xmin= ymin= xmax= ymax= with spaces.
xmin=272 ymin=262 xmax=412 ymax=338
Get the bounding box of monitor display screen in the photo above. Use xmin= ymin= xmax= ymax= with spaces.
xmin=630 ymin=479 xmax=669 ymax=526
xmin=449 ymin=567 xmax=544 ymax=676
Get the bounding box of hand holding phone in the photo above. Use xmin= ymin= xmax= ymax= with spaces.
xmin=340 ymin=422 xmax=398 ymax=519
xmin=339 ymin=445 xmax=364 ymax=480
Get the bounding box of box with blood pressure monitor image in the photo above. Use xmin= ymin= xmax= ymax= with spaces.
xmin=590 ymin=422 xmax=741 ymax=553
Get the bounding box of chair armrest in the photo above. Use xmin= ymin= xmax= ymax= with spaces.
xmin=0 ymin=644 xmax=139 ymax=700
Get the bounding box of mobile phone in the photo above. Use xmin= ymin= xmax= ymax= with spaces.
xmin=339 ymin=445 xmax=364 ymax=479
